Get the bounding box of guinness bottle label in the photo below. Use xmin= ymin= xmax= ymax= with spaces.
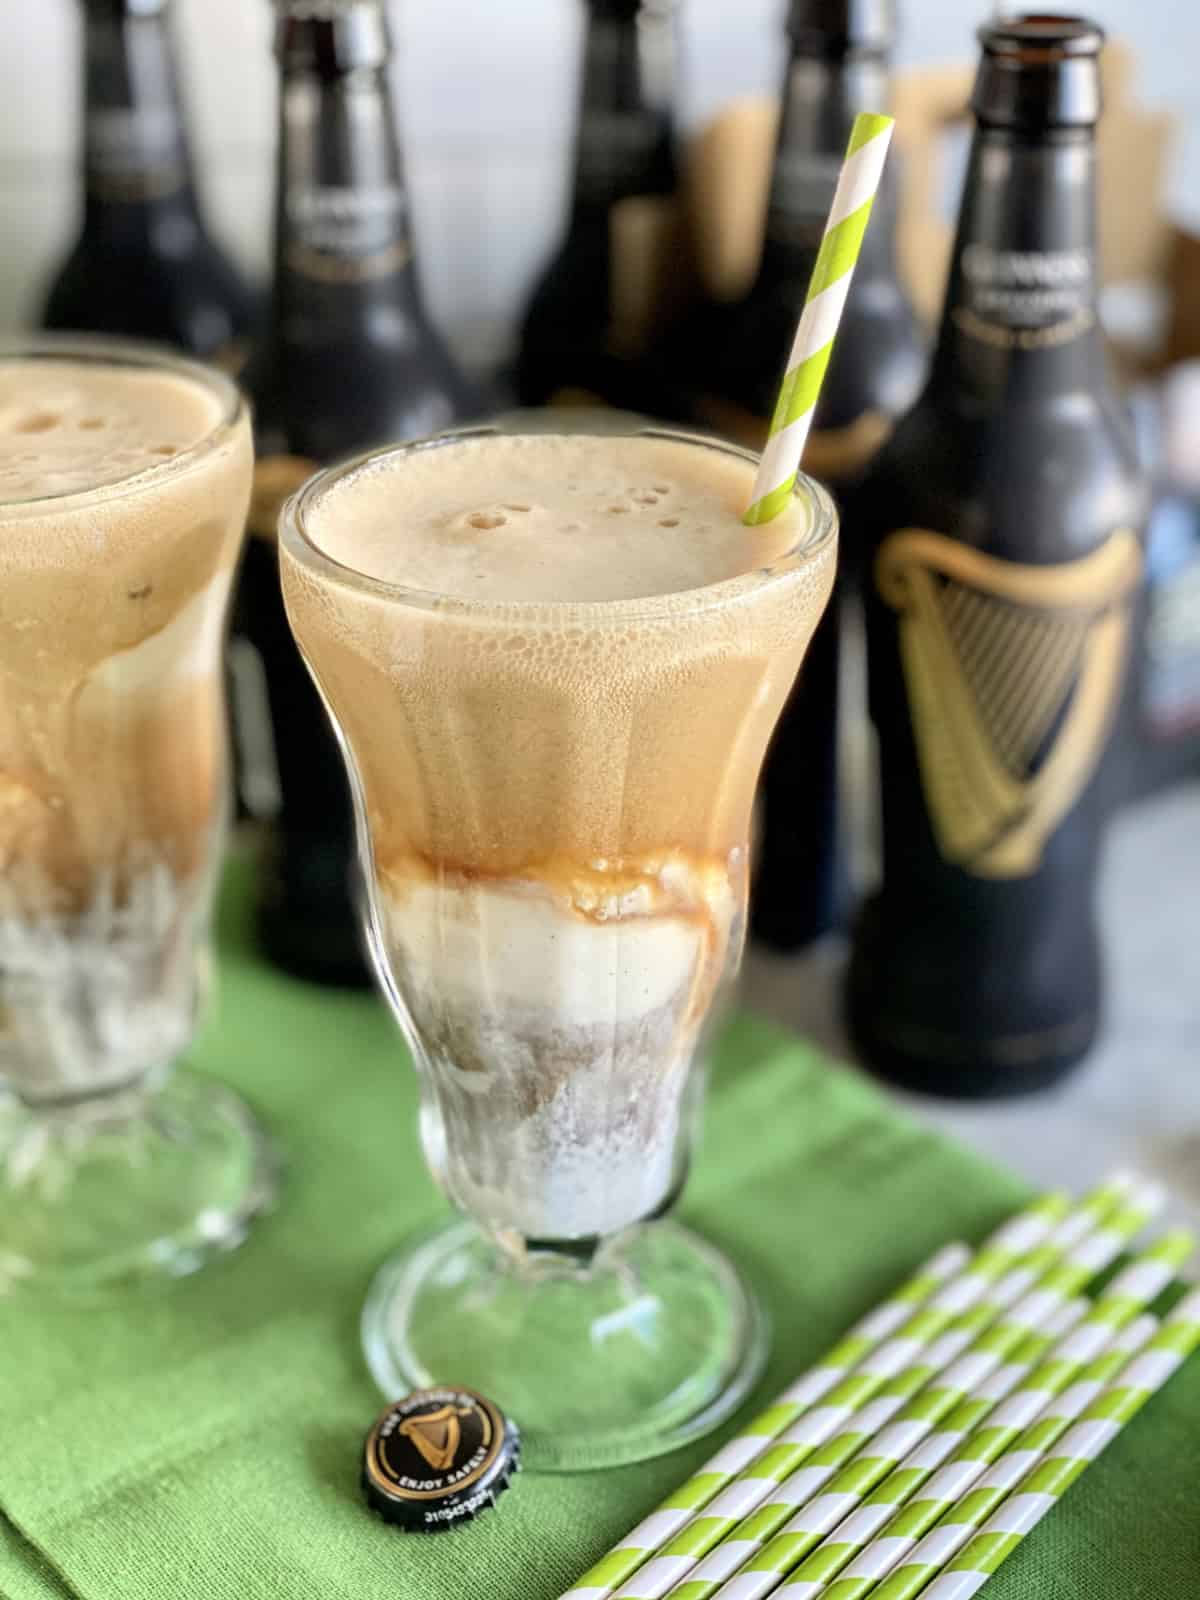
xmin=876 ymin=527 xmax=1143 ymax=878
xmin=85 ymin=106 xmax=187 ymax=201
xmin=954 ymin=233 xmax=1097 ymax=351
xmin=362 ymin=1387 xmax=519 ymax=1532
xmin=284 ymin=183 xmax=413 ymax=282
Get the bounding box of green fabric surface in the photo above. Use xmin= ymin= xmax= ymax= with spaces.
xmin=0 ymin=858 xmax=1197 ymax=1600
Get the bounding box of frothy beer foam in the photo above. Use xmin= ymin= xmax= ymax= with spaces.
xmin=285 ymin=432 xmax=833 ymax=1238
xmin=304 ymin=431 xmax=803 ymax=601
xmin=0 ymin=360 xmax=224 ymax=503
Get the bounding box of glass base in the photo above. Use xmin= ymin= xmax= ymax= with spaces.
xmin=362 ymin=1218 xmax=768 ymax=1471
xmin=0 ymin=1067 xmax=277 ymax=1295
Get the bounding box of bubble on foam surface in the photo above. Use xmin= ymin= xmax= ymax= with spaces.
xmin=0 ymin=362 xmax=223 ymax=503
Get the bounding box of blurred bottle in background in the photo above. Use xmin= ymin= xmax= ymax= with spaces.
xmin=515 ymin=0 xmax=684 ymax=410
xmin=42 ymin=0 xmax=257 ymax=366
xmin=847 ymin=17 xmax=1148 ymax=1097
xmin=234 ymin=0 xmax=478 ymax=985
xmin=1124 ymin=364 xmax=1200 ymax=796
xmin=664 ymin=0 xmax=926 ymax=952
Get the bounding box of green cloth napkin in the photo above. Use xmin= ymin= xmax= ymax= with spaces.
xmin=0 ymin=858 xmax=1197 ymax=1600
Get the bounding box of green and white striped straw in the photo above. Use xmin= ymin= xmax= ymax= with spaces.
xmin=693 ymin=1197 xmax=1166 ymax=1600
xmin=778 ymin=1227 xmax=1193 ymax=1600
xmin=657 ymin=1185 xmax=1158 ymax=1600
xmin=851 ymin=1309 xmax=1174 ymax=1600
xmin=613 ymin=1183 xmax=1123 ymax=1600
xmin=743 ymin=112 xmax=895 ymax=526
xmin=715 ymin=1309 xmax=1089 ymax=1600
xmin=563 ymin=1194 xmax=1068 ymax=1600
xmin=916 ymin=1287 xmax=1200 ymax=1600
xmin=558 ymin=1242 xmax=971 ymax=1600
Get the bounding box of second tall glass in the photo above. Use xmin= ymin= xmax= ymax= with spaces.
xmin=0 ymin=338 xmax=274 ymax=1292
xmin=281 ymin=426 xmax=837 ymax=1466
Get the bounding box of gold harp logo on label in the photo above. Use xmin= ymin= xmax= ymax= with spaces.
xmin=397 ymin=1404 xmax=473 ymax=1473
xmin=876 ymin=527 xmax=1142 ymax=878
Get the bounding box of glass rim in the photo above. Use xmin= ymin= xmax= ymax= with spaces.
xmin=279 ymin=424 xmax=839 ymax=623
xmin=0 ymin=334 xmax=246 ymax=515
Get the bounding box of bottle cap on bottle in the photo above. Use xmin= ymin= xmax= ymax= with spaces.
xmin=273 ymin=0 xmax=389 ymax=73
xmin=974 ymin=15 xmax=1104 ymax=131
xmin=787 ymin=0 xmax=895 ymax=56
xmin=362 ymin=1387 xmax=520 ymax=1534
xmin=85 ymin=0 xmax=170 ymax=15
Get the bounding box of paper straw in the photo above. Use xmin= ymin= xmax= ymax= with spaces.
xmin=637 ymin=1180 xmax=1137 ymax=1600
xmin=779 ymin=1227 xmax=1194 ymax=1600
xmin=657 ymin=1186 xmax=1160 ymax=1600
xmin=743 ymin=112 xmax=895 ymax=527
xmin=916 ymin=1288 xmax=1200 ymax=1600
xmin=613 ymin=1183 xmax=1124 ymax=1600
xmin=561 ymin=1193 xmax=1070 ymax=1600
xmin=848 ymin=1306 xmax=1177 ymax=1600
xmin=557 ymin=1242 xmax=970 ymax=1600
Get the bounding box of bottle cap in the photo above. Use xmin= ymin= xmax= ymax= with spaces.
xmin=787 ymin=0 xmax=895 ymax=56
xmin=273 ymin=0 xmax=390 ymax=74
xmin=362 ymin=1387 xmax=520 ymax=1534
xmin=974 ymin=15 xmax=1105 ymax=131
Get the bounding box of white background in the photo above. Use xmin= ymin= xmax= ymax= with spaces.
xmin=1 ymin=0 xmax=1197 ymax=366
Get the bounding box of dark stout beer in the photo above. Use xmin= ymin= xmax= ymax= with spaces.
xmin=236 ymin=0 xmax=477 ymax=984
xmin=43 ymin=0 xmax=256 ymax=364
xmin=846 ymin=16 xmax=1148 ymax=1095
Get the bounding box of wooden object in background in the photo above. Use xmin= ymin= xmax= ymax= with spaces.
xmin=1166 ymin=227 xmax=1200 ymax=366
xmin=685 ymin=41 xmax=1175 ymax=330
xmin=684 ymin=95 xmax=777 ymax=304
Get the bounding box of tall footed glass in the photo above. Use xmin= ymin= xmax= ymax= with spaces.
xmin=280 ymin=427 xmax=836 ymax=1466
xmin=0 ymin=338 xmax=274 ymax=1292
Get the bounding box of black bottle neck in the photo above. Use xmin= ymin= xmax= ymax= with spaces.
xmin=763 ymin=41 xmax=899 ymax=282
xmin=930 ymin=124 xmax=1106 ymax=414
xmin=80 ymin=1 xmax=200 ymax=231
xmin=269 ymin=40 xmax=426 ymax=351
xmin=569 ymin=1 xmax=676 ymax=220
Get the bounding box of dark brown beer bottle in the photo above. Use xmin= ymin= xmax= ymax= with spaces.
xmin=43 ymin=0 xmax=257 ymax=365
xmin=235 ymin=0 xmax=477 ymax=985
xmin=846 ymin=16 xmax=1148 ymax=1096
xmin=685 ymin=0 xmax=925 ymax=951
xmin=515 ymin=0 xmax=680 ymax=409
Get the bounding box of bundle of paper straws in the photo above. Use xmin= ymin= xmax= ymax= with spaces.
xmin=559 ymin=1173 xmax=1199 ymax=1600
